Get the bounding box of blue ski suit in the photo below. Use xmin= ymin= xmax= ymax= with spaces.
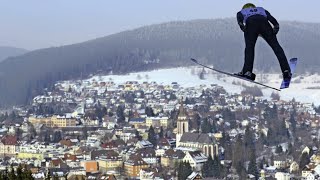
xmin=237 ymin=7 xmax=290 ymax=73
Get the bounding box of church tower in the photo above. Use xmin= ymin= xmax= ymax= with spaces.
xmin=176 ymin=100 xmax=188 ymax=147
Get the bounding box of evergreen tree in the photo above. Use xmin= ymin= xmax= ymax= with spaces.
xmin=159 ymin=126 xmax=164 ymax=138
xmin=233 ymin=135 xmax=244 ymax=175
xmin=145 ymin=106 xmax=155 ymax=117
xmin=287 ymin=143 xmax=293 ymax=155
xmin=201 ymin=118 xmax=211 ymax=133
xmin=8 ymin=165 xmax=16 ymax=180
xmin=267 ymin=128 xmax=274 ymax=144
xmin=212 ymin=155 xmax=222 ymax=178
xmin=148 ymin=126 xmax=157 ymax=146
xmin=299 ymin=152 xmax=310 ymax=168
xmin=53 ymin=131 xmax=62 ymax=143
xmin=247 ymin=149 xmax=258 ymax=179
xmin=259 ymin=156 xmax=266 ymax=169
xmin=289 ymin=112 xmax=296 ymax=134
xmin=116 ymin=105 xmax=125 ymax=123
xmin=199 ymin=68 xmax=206 ymax=80
xmin=275 ymin=145 xmax=283 ymax=154
xmin=44 ymin=131 xmax=51 ymax=143
xmin=271 ymin=104 xmax=278 ymax=120
xmin=280 ymin=118 xmax=288 ymax=137
xmin=244 ymin=126 xmax=254 ymax=152
xmin=16 ymin=165 xmax=23 ymax=180
xmin=135 ymin=130 xmax=142 ymax=141
xmin=202 ymin=155 xmax=214 ymax=177
xmin=270 ymin=154 xmax=274 ymax=166
xmin=3 ymin=167 xmax=8 ymax=180
xmin=46 ymin=169 xmax=51 ymax=180
xmin=24 ymin=169 xmax=34 ymax=180
xmin=178 ymin=162 xmax=192 ymax=180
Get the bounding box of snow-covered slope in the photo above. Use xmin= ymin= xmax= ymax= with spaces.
xmin=88 ymin=67 xmax=320 ymax=105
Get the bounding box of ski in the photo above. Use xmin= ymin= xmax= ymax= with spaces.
xmin=190 ymin=58 xmax=281 ymax=91
xmin=280 ymin=58 xmax=298 ymax=89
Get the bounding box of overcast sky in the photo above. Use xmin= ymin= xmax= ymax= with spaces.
xmin=1 ymin=0 xmax=319 ymax=50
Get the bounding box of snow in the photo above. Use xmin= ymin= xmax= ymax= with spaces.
xmin=89 ymin=67 xmax=243 ymax=93
xmin=87 ymin=67 xmax=320 ymax=105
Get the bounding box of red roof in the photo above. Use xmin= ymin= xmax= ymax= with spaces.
xmin=1 ymin=135 xmax=17 ymax=145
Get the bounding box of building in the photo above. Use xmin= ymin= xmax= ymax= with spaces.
xmin=124 ymin=155 xmax=149 ymax=178
xmin=0 ymin=135 xmax=18 ymax=156
xmin=289 ymin=161 xmax=299 ymax=173
xmin=17 ymin=152 xmax=44 ymax=160
xmin=135 ymin=148 xmax=157 ymax=165
xmin=187 ymin=172 xmax=203 ymax=180
xmin=81 ymin=161 xmax=98 ymax=173
xmin=29 ymin=115 xmax=77 ymax=127
xmin=139 ymin=168 xmax=163 ymax=180
xmin=161 ymin=149 xmax=185 ymax=168
xmin=129 ymin=118 xmax=146 ymax=128
xmin=97 ymin=150 xmax=123 ymax=172
xmin=176 ymin=102 xmax=218 ymax=158
xmin=274 ymin=159 xmax=287 ymax=169
xmin=146 ymin=117 xmax=169 ymax=129
xmin=275 ymin=172 xmax=291 ymax=180
xmin=183 ymin=151 xmax=207 ymax=171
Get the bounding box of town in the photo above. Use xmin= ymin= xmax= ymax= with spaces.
xmin=0 ymin=76 xmax=319 ymax=180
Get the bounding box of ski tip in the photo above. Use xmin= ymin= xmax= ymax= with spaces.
xmin=190 ymin=58 xmax=197 ymax=63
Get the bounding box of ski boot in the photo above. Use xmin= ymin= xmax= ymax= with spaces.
xmin=234 ymin=71 xmax=256 ymax=81
xmin=282 ymin=70 xmax=292 ymax=81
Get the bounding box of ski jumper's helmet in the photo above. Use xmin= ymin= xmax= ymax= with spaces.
xmin=242 ymin=3 xmax=256 ymax=9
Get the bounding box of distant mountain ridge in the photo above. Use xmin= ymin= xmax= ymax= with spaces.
xmin=0 ymin=46 xmax=28 ymax=62
xmin=0 ymin=18 xmax=320 ymax=106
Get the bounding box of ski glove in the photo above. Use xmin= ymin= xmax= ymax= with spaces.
xmin=273 ymin=25 xmax=279 ymax=34
xmin=239 ymin=23 xmax=246 ymax=32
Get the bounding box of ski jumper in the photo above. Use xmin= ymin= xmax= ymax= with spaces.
xmin=237 ymin=7 xmax=291 ymax=74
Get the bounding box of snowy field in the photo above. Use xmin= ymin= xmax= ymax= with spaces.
xmin=88 ymin=67 xmax=320 ymax=106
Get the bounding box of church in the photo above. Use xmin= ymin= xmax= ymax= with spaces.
xmin=176 ymin=102 xmax=218 ymax=158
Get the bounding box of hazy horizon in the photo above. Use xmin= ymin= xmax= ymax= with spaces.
xmin=1 ymin=0 xmax=320 ymax=50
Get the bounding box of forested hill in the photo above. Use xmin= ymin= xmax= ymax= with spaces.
xmin=0 ymin=18 xmax=320 ymax=106
xmin=0 ymin=46 xmax=28 ymax=62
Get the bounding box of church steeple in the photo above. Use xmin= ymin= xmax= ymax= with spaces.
xmin=176 ymin=99 xmax=188 ymax=147
xmin=178 ymin=99 xmax=187 ymax=118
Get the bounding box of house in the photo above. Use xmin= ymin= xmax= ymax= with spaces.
xmin=136 ymin=140 xmax=154 ymax=149
xmin=274 ymin=157 xmax=287 ymax=169
xmin=139 ymin=168 xmax=164 ymax=180
xmin=302 ymin=166 xmax=313 ymax=178
xmin=187 ymin=172 xmax=203 ymax=180
xmin=124 ymin=155 xmax=149 ymax=178
xmin=161 ymin=149 xmax=185 ymax=168
xmin=29 ymin=115 xmax=77 ymax=127
xmin=275 ymin=172 xmax=290 ymax=180
xmin=0 ymin=135 xmax=18 ymax=156
xmin=135 ymin=148 xmax=157 ymax=165
xmin=302 ymin=146 xmax=311 ymax=155
xmin=97 ymin=150 xmax=122 ymax=172
xmin=311 ymin=154 xmax=320 ymax=164
xmin=289 ymin=161 xmax=299 ymax=173
xmin=313 ymin=165 xmax=320 ymax=175
xmin=145 ymin=117 xmax=169 ymax=129
xmin=129 ymin=118 xmax=146 ymax=128
xmin=183 ymin=151 xmax=207 ymax=171
xmin=17 ymin=152 xmax=44 ymax=160
xmin=50 ymin=158 xmax=64 ymax=168
xmin=306 ymin=172 xmax=319 ymax=180
xmin=81 ymin=160 xmax=98 ymax=173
